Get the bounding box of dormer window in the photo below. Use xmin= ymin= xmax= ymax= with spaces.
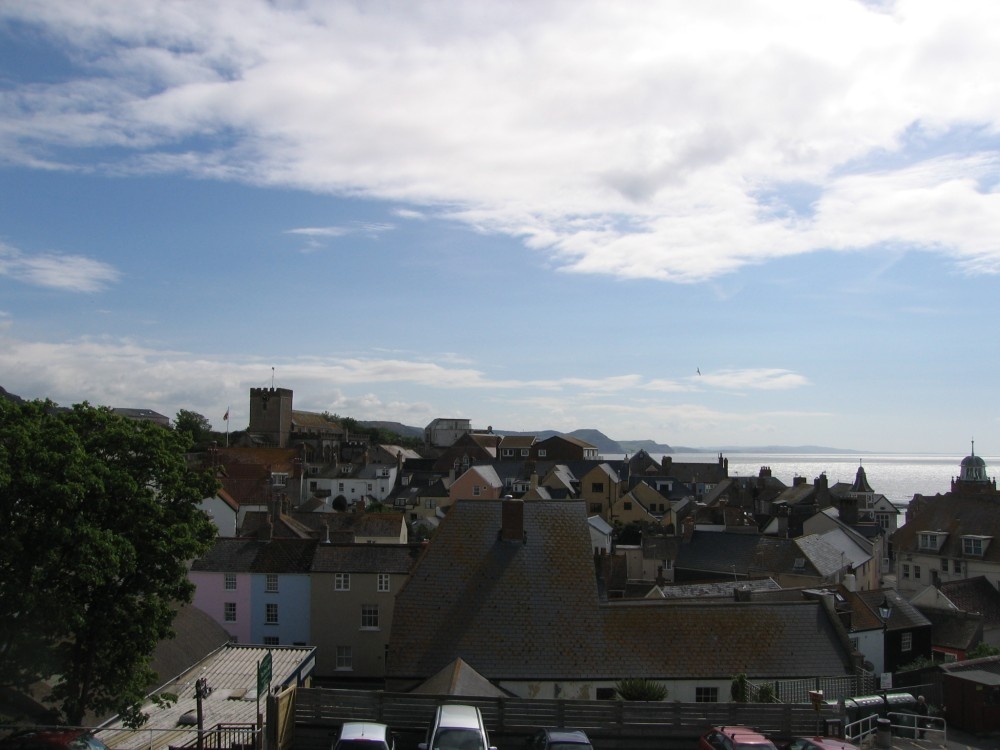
xmin=918 ymin=532 xmax=946 ymax=552
xmin=962 ymin=535 xmax=991 ymax=557
xmin=271 ymin=472 xmax=288 ymax=487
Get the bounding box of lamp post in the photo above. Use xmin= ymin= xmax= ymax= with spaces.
xmin=878 ymin=593 xmax=893 ymax=678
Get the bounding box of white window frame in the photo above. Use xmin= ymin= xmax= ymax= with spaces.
xmin=335 ymin=572 xmax=350 ymax=591
xmin=378 ymin=573 xmax=390 ymax=592
xmin=265 ymin=602 xmax=279 ymax=625
xmin=224 ymin=573 xmax=237 ymax=591
xmin=265 ymin=573 xmax=278 ymax=593
xmin=336 ymin=645 xmax=353 ymax=671
xmin=901 ymin=632 xmax=912 ymax=652
xmin=224 ymin=602 xmax=236 ymax=622
xmin=361 ymin=604 xmax=379 ymax=630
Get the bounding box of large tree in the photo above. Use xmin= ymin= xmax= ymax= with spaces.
xmin=0 ymin=400 xmax=217 ymax=725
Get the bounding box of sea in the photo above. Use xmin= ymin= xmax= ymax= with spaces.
xmin=598 ymin=451 xmax=994 ymax=508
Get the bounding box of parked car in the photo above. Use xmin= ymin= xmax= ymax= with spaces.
xmin=528 ymin=728 xmax=594 ymax=750
xmin=782 ymin=739 xmax=859 ymax=750
xmin=699 ymin=726 xmax=778 ymax=750
xmin=0 ymin=731 xmax=110 ymax=750
xmin=333 ymin=722 xmax=395 ymax=750
xmin=419 ymin=703 xmax=496 ymax=750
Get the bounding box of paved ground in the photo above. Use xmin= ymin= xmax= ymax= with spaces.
xmin=887 ymin=727 xmax=998 ymax=750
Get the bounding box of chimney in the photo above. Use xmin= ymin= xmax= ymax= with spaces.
xmin=682 ymin=515 xmax=695 ymax=542
xmin=529 ymin=472 xmax=539 ymax=490
xmin=500 ymin=497 xmax=525 ymax=542
xmin=793 ymin=476 xmax=807 ymax=487
xmin=734 ymin=585 xmax=752 ymax=602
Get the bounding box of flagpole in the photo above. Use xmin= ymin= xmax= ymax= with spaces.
xmin=225 ymin=405 xmax=230 ymax=447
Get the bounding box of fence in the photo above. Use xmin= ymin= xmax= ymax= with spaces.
xmin=748 ymin=672 xmax=878 ymax=704
xmin=291 ymin=688 xmax=841 ymax=750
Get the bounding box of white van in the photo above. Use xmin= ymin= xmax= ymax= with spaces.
xmin=418 ymin=704 xmax=496 ymax=750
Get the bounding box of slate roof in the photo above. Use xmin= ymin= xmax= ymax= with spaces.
xmin=675 ymin=531 xmax=822 ymax=579
xmin=853 ymin=588 xmax=930 ymax=632
xmin=892 ymin=492 xmax=1000 ymax=563
xmin=386 ymin=499 xmax=854 ymax=684
xmin=310 ymin=543 xmax=423 ymax=574
xmin=916 ymin=607 xmax=983 ymax=651
xmin=387 ymin=500 xmax=604 ymax=681
xmin=190 ymin=537 xmax=318 ymax=573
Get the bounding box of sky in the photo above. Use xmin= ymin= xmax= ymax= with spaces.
xmin=1 ymin=1 xmax=999 ymax=454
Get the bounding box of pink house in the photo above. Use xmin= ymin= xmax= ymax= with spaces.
xmin=449 ymin=465 xmax=504 ymax=501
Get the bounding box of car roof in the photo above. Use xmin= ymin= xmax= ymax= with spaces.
xmin=539 ymin=729 xmax=590 ymax=743
xmin=793 ymin=738 xmax=859 ymax=750
xmin=339 ymin=723 xmax=390 ymax=740
xmin=715 ymin=727 xmax=773 ymax=743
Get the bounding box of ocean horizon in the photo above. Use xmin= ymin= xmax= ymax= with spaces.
xmin=598 ymin=451 xmax=994 ymax=507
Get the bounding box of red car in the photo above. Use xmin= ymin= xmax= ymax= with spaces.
xmin=0 ymin=730 xmax=110 ymax=750
xmin=699 ymin=726 xmax=778 ymax=750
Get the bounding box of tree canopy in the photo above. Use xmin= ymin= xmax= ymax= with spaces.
xmin=0 ymin=400 xmax=218 ymax=725
xmin=174 ymin=409 xmax=212 ymax=445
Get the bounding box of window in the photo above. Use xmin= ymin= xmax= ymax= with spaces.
xmin=941 ymin=559 xmax=949 ymax=573
xmin=520 ymin=448 xmax=529 ymax=457
xmin=901 ymin=632 xmax=912 ymax=652
xmin=473 ymin=485 xmax=481 ymax=496
xmin=224 ymin=573 xmax=237 ymax=591
xmin=271 ymin=472 xmax=287 ymax=487
xmin=538 ymin=449 xmax=547 ymax=458
xmin=377 ymin=573 xmax=390 ymax=592
xmin=623 ymin=502 xmax=632 ymax=510
xmin=914 ymin=565 xmax=921 ymax=579
xmin=918 ymin=532 xmax=943 ymax=551
xmin=336 ymin=646 xmax=353 ymax=670
xmin=424 ymin=499 xmax=436 ymax=509
xmin=963 ymin=536 xmax=988 ymax=556
xmin=335 ymin=573 xmax=350 ymax=591
xmin=955 ymin=560 xmax=963 ymax=574
xmin=263 ymin=636 xmax=279 ymax=646
xmin=339 ymin=482 xmax=344 ymax=492
xmin=596 ymin=687 xmax=615 ymax=700
xmin=591 ymin=482 xmax=604 ymax=493
xmin=265 ymin=603 xmax=279 ymax=625
xmin=361 ymin=604 xmax=379 ymax=630
xmin=902 ymin=564 xmax=910 ymax=579
xmin=695 ymin=687 xmax=719 ymax=703
xmin=589 ymin=503 xmax=602 ymax=513
xmin=224 ymin=602 xmax=236 ymax=622
xmin=265 ymin=573 xmax=278 ymax=593
xmin=502 ymin=449 xmax=513 ymax=457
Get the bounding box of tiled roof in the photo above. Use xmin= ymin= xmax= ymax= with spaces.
xmin=310 ymin=543 xmax=423 ymax=573
xmin=387 ymin=500 xmax=854 ymax=683
xmin=939 ymin=576 xmax=1000 ymax=626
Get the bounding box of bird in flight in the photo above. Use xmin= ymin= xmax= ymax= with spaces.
xmin=697 ymin=367 xmax=701 ymax=376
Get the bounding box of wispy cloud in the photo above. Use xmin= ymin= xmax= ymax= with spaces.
xmin=697 ymin=369 xmax=810 ymax=391
xmin=0 ymin=242 xmax=120 ymax=292
xmin=4 ymin=2 xmax=1000 ymax=281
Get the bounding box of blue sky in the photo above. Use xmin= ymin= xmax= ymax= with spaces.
xmin=2 ymin=1 xmax=999 ymax=453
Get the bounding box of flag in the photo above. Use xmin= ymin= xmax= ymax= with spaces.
xmin=223 ymin=408 xmax=229 ymax=421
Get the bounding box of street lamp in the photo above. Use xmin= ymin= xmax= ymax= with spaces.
xmin=878 ymin=594 xmax=893 ymax=621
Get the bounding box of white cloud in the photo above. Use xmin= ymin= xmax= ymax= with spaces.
xmin=0 ymin=242 xmax=120 ymax=292
xmin=698 ymin=369 xmax=810 ymax=391
xmin=3 ymin=1 xmax=1000 ymax=281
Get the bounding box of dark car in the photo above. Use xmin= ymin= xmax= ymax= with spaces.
xmin=699 ymin=726 xmax=778 ymax=750
xmin=0 ymin=731 xmax=110 ymax=750
xmin=529 ymin=728 xmax=594 ymax=750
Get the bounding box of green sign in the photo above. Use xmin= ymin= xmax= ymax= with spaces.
xmin=257 ymin=651 xmax=272 ymax=694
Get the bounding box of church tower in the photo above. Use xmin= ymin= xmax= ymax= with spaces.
xmin=248 ymin=387 xmax=294 ymax=447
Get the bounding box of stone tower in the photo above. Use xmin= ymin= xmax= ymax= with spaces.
xmin=248 ymin=387 xmax=294 ymax=447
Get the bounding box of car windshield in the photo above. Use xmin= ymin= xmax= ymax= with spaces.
xmin=337 ymin=741 xmax=387 ymax=750
xmin=433 ymin=729 xmax=484 ymax=750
